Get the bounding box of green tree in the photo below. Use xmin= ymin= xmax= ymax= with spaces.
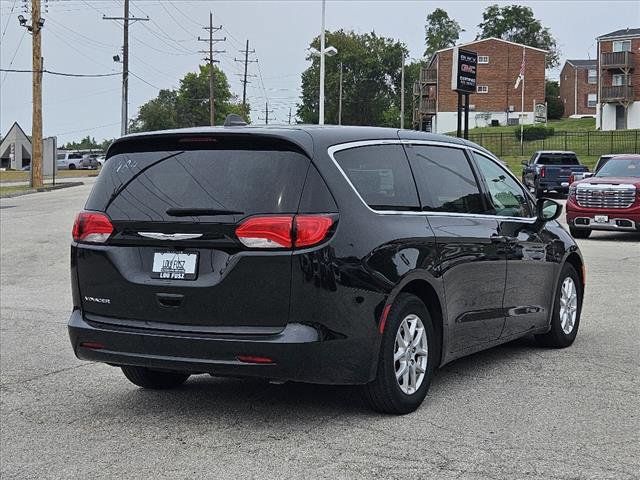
xmin=476 ymin=4 xmax=560 ymax=68
xmin=297 ymin=30 xmax=408 ymax=127
xmin=130 ymin=64 xmax=248 ymax=132
xmin=424 ymin=8 xmax=463 ymax=58
xmin=545 ymin=80 xmax=564 ymax=119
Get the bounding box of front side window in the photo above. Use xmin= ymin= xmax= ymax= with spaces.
xmin=408 ymin=145 xmax=484 ymax=214
xmin=333 ymin=144 xmax=419 ymax=210
xmin=473 ymin=153 xmax=533 ymax=218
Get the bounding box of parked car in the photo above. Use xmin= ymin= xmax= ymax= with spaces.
xmin=566 ymin=154 xmax=640 ymax=238
xmin=79 ymin=154 xmax=99 ymax=169
xmin=68 ymin=124 xmax=585 ymax=414
xmin=521 ymin=151 xmax=589 ymax=197
xmin=57 ymin=152 xmax=83 ymax=170
xmin=96 ymin=155 xmax=106 ymax=167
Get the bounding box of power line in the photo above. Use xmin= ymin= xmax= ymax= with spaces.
xmin=1 ymin=0 xmax=18 ymax=40
xmin=0 ymin=68 xmax=120 ymax=77
xmin=234 ymin=40 xmax=257 ymax=108
xmin=1 ymin=29 xmax=26 ymax=85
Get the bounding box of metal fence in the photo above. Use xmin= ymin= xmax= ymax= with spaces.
xmin=464 ymin=130 xmax=640 ymax=158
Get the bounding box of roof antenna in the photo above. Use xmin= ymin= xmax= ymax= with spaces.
xmin=224 ymin=114 xmax=248 ymax=127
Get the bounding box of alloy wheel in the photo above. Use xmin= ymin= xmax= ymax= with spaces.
xmin=559 ymin=277 xmax=578 ymax=334
xmin=394 ymin=314 xmax=428 ymax=395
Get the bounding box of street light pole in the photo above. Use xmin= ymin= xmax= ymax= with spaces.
xmin=319 ymin=0 xmax=326 ymax=125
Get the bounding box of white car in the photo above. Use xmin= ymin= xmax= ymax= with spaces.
xmin=57 ymin=152 xmax=84 ymax=170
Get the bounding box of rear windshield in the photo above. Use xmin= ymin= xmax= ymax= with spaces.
xmin=86 ymin=148 xmax=310 ymax=221
xmin=536 ymin=154 xmax=579 ymax=166
xmin=596 ymin=158 xmax=640 ymax=177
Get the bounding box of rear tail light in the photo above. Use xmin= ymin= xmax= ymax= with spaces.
xmin=235 ymin=216 xmax=293 ymax=248
xmin=540 ymin=167 xmax=546 ymax=178
xmin=237 ymin=355 xmax=275 ymax=364
xmin=72 ymin=211 xmax=114 ymax=243
xmin=235 ymin=214 xmax=335 ymax=249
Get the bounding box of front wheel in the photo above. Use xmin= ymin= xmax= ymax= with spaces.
xmin=569 ymin=227 xmax=591 ymax=239
xmin=121 ymin=366 xmax=190 ymax=389
xmin=535 ymin=263 xmax=582 ymax=348
xmin=362 ymin=293 xmax=438 ymax=414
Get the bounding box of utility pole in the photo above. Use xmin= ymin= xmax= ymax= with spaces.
xmin=288 ymin=107 xmax=292 ymax=125
xmin=31 ymin=0 xmax=43 ymax=188
xmin=234 ymin=40 xmax=257 ymax=110
xmin=319 ymin=0 xmax=326 ymax=125
xmin=198 ymin=12 xmax=225 ymax=126
xmin=400 ymin=55 xmax=405 ymax=129
xmin=103 ymin=0 xmax=148 ymax=136
xmin=338 ymin=62 xmax=343 ymax=125
xmin=259 ymin=102 xmax=274 ymax=125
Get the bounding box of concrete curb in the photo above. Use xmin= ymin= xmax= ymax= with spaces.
xmin=0 ymin=181 xmax=85 ymax=199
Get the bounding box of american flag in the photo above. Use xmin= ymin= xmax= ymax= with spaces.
xmin=514 ymin=49 xmax=526 ymax=89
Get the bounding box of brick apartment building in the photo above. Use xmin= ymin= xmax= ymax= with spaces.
xmin=413 ymin=38 xmax=546 ymax=134
xmin=559 ymin=60 xmax=598 ymax=117
xmin=596 ymin=28 xmax=640 ymax=130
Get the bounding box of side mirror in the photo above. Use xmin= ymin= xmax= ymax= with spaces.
xmin=583 ymin=172 xmax=594 ymax=178
xmin=521 ymin=160 xmax=528 ymax=166
xmin=537 ymin=198 xmax=562 ymax=222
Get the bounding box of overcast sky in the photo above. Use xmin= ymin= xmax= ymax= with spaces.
xmin=1 ymin=0 xmax=638 ymax=144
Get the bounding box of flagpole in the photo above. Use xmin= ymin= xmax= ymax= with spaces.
xmin=520 ymin=47 xmax=525 ymax=152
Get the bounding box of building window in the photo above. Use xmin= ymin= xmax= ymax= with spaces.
xmin=587 ymin=93 xmax=597 ymax=108
xmin=587 ymin=69 xmax=597 ymax=84
xmin=612 ymin=74 xmax=627 ymax=86
xmin=477 ymin=85 xmax=489 ymax=94
xmin=478 ymin=56 xmax=489 ymax=64
xmin=613 ymin=40 xmax=631 ymax=52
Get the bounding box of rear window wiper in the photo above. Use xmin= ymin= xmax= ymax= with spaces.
xmin=166 ymin=208 xmax=244 ymax=217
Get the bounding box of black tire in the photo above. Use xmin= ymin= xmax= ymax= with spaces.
xmin=569 ymin=227 xmax=591 ymax=239
xmin=121 ymin=366 xmax=190 ymax=389
xmin=535 ymin=263 xmax=582 ymax=348
xmin=362 ymin=293 xmax=438 ymax=414
xmin=68 ymin=163 xmax=76 ymax=170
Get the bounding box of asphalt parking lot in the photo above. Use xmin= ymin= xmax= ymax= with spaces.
xmin=1 ymin=181 xmax=638 ymax=480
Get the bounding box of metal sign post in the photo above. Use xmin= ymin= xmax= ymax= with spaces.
xmin=451 ymin=48 xmax=477 ymax=139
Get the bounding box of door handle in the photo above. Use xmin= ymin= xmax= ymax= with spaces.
xmin=156 ymin=293 xmax=184 ymax=308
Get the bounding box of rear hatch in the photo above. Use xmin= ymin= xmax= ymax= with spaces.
xmin=75 ymin=133 xmax=315 ymax=330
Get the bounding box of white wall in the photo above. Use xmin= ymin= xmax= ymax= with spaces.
xmin=433 ymin=111 xmax=535 ymax=134
xmin=598 ymin=102 xmax=640 ymax=131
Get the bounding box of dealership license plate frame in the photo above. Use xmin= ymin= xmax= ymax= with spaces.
xmin=151 ymin=251 xmax=199 ymax=280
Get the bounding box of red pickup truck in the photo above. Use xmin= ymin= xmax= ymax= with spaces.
xmin=566 ymin=155 xmax=640 ymax=238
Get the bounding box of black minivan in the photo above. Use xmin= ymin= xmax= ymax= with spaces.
xmin=68 ymin=124 xmax=585 ymax=414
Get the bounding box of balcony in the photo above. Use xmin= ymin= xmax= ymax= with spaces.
xmin=418 ymin=98 xmax=436 ymax=114
xmin=421 ymin=68 xmax=437 ymax=84
xmin=601 ymin=85 xmax=634 ymax=102
xmin=600 ymin=51 xmax=634 ymax=70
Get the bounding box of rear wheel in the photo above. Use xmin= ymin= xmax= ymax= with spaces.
xmin=68 ymin=163 xmax=76 ymax=170
xmin=569 ymin=227 xmax=591 ymax=239
xmin=362 ymin=293 xmax=438 ymax=414
xmin=535 ymin=263 xmax=582 ymax=348
xmin=121 ymin=366 xmax=190 ymax=389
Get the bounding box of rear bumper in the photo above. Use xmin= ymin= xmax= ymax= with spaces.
xmin=68 ymin=309 xmax=378 ymax=385
xmin=538 ymin=180 xmax=570 ymax=192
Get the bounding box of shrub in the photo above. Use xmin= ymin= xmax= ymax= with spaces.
xmin=514 ymin=124 xmax=555 ymax=141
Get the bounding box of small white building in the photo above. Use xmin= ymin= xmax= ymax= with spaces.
xmin=0 ymin=122 xmax=57 ymax=174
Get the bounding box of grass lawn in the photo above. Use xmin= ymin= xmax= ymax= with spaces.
xmin=0 ymin=169 xmax=99 ymax=183
xmin=462 ymin=117 xmax=596 ymax=135
xmin=0 ymin=185 xmax=36 ymax=196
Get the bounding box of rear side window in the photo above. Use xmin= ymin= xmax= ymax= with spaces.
xmin=333 ymin=144 xmax=419 ymax=210
xmin=408 ymin=145 xmax=484 ymax=214
xmin=86 ymin=148 xmax=310 ymax=221
xmin=536 ymin=154 xmax=579 ymax=166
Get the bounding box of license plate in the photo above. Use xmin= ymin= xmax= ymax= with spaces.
xmin=594 ymin=215 xmax=609 ymax=224
xmin=152 ymin=252 xmax=198 ymax=280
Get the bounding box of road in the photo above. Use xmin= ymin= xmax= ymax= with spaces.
xmin=1 ymin=183 xmax=639 ymax=480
